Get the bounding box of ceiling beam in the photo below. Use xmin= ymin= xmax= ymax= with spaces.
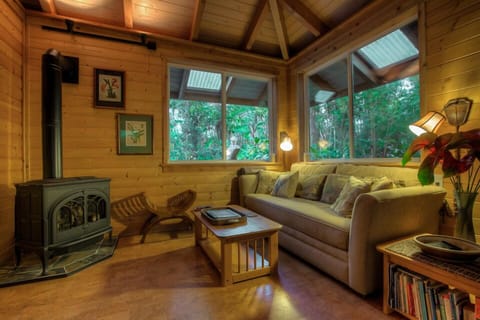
xmin=352 ymin=53 xmax=380 ymax=85
xmin=280 ymin=0 xmax=329 ymax=37
xmin=268 ymin=0 xmax=289 ymax=60
xmin=38 ymin=0 xmax=56 ymax=14
xmin=190 ymin=0 xmax=206 ymax=40
xmin=243 ymin=0 xmax=269 ymax=50
xmin=123 ymin=0 xmax=134 ymax=29
xmin=309 ymin=74 xmax=335 ymax=92
xmin=382 ymin=58 xmax=419 ymax=82
xmin=178 ymin=69 xmax=190 ymax=100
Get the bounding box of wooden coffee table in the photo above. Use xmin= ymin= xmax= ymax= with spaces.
xmin=193 ymin=205 xmax=282 ymax=286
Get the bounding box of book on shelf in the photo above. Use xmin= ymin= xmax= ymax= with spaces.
xmin=388 ymin=265 xmax=475 ymax=320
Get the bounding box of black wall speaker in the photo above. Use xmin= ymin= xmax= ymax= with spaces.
xmin=62 ymin=56 xmax=79 ymax=84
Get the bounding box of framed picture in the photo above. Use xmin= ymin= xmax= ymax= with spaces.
xmin=95 ymin=69 xmax=125 ymax=108
xmin=117 ymin=113 xmax=153 ymax=155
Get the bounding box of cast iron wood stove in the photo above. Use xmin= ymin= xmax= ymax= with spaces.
xmin=14 ymin=49 xmax=112 ymax=274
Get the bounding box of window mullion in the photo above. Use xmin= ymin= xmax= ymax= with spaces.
xmin=221 ymin=73 xmax=227 ymax=160
xmin=347 ymin=54 xmax=354 ymax=159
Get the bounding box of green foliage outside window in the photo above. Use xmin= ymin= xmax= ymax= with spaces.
xmin=169 ymin=101 xmax=269 ymax=161
xmin=226 ymin=105 xmax=269 ymax=161
xmin=169 ymin=99 xmax=222 ymax=160
xmin=353 ymin=75 xmax=419 ymax=158
xmin=309 ymin=75 xmax=419 ymax=160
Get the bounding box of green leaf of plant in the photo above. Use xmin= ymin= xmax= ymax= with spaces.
xmin=418 ymin=154 xmax=436 ymax=185
xmin=401 ymin=132 xmax=436 ymax=166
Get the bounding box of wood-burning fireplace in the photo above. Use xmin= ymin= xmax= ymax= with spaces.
xmin=15 ymin=177 xmax=112 ymax=273
xmin=14 ymin=49 xmax=112 ymax=274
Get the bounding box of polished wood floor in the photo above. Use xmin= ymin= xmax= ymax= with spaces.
xmin=0 ymin=236 xmax=403 ymax=320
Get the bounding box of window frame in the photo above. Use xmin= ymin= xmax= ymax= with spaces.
xmin=301 ymin=17 xmax=420 ymax=161
xmin=166 ymin=62 xmax=276 ymax=165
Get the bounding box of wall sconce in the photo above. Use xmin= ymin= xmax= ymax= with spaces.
xmin=279 ymin=131 xmax=293 ymax=151
xmin=443 ymin=97 xmax=473 ymax=130
xmin=409 ymin=97 xmax=473 ymax=135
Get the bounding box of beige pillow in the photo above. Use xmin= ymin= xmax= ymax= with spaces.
xmin=271 ymin=171 xmax=299 ymax=198
xmin=330 ymin=176 xmax=372 ymax=217
xmin=320 ymin=174 xmax=350 ymax=204
xmin=255 ymin=170 xmax=283 ymax=194
xmin=296 ymin=174 xmax=328 ymax=200
xmin=371 ymin=176 xmax=394 ymax=191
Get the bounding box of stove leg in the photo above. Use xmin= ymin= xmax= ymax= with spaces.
xmin=14 ymin=246 xmax=22 ymax=268
xmin=41 ymin=249 xmax=49 ymax=275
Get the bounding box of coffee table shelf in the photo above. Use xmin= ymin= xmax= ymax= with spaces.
xmin=193 ymin=205 xmax=281 ymax=286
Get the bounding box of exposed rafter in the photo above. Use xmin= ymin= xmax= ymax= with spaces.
xmin=280 ymin=0 xmax=329 ymax=36
xmin=190 ymin=0 xmax=206 ymax=41
xmin=243 ymin=0 xmax=269 ymax=50
xmin=352 ymin=54 xmax=380 ymax=85
xmin=268 ymin=0 xmax=289 ymax=60
xmin=382 ymin=58 xmax=419 ymax=82
xmin=178 ymin=69 xmax=190 ymax=100
xmin=38 ymin=0 xmax=56 ymax=14
xmin=123 ymin=0 xmax=134 ymax=29
xmin=309 ymin=74 xmax=336 ymax=92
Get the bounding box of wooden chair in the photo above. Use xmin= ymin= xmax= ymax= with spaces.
xmin=111 ymin=190 xmax=196 ymax=243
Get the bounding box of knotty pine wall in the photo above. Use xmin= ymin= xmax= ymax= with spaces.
xmin=0 ymin=9 xmax=287 ymax=261
xmin=24 ymin=17 xmax=287 ymax=204
xmin=422 ymin=0 xmax=480 ymax=241
xmin=0 ymin=0 xmax=24 ymax=261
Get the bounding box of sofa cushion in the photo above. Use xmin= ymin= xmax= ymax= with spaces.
xmin=295 ymin=174 xmax=328 ymax=200
xmin=271 ymin=171 xmax=299 ymax=198
xmin=255 ymin=170 xmax=282 ymax=194
xmin=290 ymin=163 xmax=337 ymax=175
xmin=320 ymin=174 xmax=349 ymax=204
xmin=331 ymin=176 xmax=371 ymax=217
xmin=371 ymin=176 xmax=395 ymax=191
xmin=336 ymin=163 xmax=420 ymax=187
xmin=244 ymin=194 xmax=351 ymax=251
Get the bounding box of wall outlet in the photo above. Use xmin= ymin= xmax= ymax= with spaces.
xmin=434 ymin=174 xmax=444 ymax=187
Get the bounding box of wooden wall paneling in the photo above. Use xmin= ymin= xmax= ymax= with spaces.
xmin=424 ymin=0 xmax=480 ymax=241
xmin=0 ymin=0 xmax=24 ymax=263
xmin=19 ymin=13 xmax=288 ymax=243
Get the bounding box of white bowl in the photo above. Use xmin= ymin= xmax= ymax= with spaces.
xmin=413 ymin=234 xmax=480 ymax=262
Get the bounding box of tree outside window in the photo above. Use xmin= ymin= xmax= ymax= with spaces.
xmin=307 ymin=21 xmax=419 ymax=160
xmin=169 ymin=66 xmax=272 ymax=161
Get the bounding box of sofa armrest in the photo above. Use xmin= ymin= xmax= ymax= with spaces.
xmin=348 ymin=185 xmax=446 ymax=295
xmin=238 ymin=174 xmax=258 ymax=206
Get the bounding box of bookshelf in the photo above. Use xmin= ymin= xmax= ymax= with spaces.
xmin=377 ymin=236 xmax=480 ymax=320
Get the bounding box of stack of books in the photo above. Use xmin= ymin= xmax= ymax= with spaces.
xmin=389 ymin=265 xmax=478 ymax=320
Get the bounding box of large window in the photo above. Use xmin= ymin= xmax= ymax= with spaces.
xmin=169 ymin=66 xmax=272 ymax=161
xmin=307 ymin=21 xmax=419 ymax=160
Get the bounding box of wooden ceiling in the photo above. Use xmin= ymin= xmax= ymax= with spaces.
xmin=19 ymin=0 xmax=373 ymax=60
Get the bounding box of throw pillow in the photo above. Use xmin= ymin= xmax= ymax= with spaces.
xmin=271 ymin=171 xmax=299 ymax=198
xmin=255 ymin=170 xmax=283 ymax=194
xmin=296 ymin=174 xmax=328 ymax=200
xmin=330 ymin=176 xmax=372 ymax=218
xmin=371 ymin=176 xmax=394 ymax=191
xmin=320 ymin=174 xmax=350 ymax=204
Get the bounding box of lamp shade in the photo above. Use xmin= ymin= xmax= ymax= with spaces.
xmin=443 ymin=97 xmax=473 ymax=127
xmin=409 ymin=111 xmax=445 ymax=136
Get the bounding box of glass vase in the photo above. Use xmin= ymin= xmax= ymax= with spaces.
xmin=454 ymin=191 xmax=477 ymax=242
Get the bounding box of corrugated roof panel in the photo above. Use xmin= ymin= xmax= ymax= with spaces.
xmin=358 ymin=30 xmax=418 ymax=69
xmin=187 ymin=70 xmax=221 ymax=91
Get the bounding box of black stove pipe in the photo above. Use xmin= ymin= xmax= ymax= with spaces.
xmin=42 ymin=49 xmax=63 ymax=179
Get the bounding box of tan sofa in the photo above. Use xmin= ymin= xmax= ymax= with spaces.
xmin=238 ymin=162 xmax=446 ymax=295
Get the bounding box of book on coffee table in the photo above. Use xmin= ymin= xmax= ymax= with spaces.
xmin=201 ymin=207 xmax=247 ymax=225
